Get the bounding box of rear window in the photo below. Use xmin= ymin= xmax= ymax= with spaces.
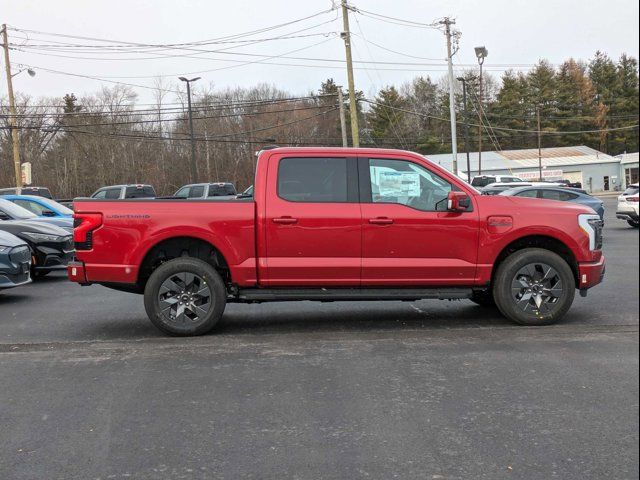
xmin=471 ymin=176 xmax=496 ymax=187
xmin=125 ymin=186 xmax=155 ymax=198
xmin=22 ymin=187 xmax=53 ymax=199
xmin=208 ymin=184 xmax=237 ymax=197
xmin=541 ymin=190 xmax=578 ymax=201
xmin=278 ymin=157 xmax=348 ymax=202
xmin=623 ymin=186 xmax=639 ymax=196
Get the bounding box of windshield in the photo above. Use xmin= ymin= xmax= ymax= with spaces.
xmin=0 ymin=199 xmax=37 ymax=220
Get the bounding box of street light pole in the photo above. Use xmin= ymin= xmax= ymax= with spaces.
xmin=457 ymin=77 xmax=472 ymax=182
xmin=179 ymin=76 xmax=201 ymax=183
xmin=474 ymin=46 xmax=488 ymax=175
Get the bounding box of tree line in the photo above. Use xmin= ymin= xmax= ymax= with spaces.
xmin=1 ymin=51 xmax=638 ymax=198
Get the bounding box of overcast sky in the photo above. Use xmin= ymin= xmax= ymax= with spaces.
xmin=3 ymin=0 xmax=639 ymax=105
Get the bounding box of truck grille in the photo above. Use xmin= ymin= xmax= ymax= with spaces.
xmin=9 ymin=246 xmax=31 ymax=264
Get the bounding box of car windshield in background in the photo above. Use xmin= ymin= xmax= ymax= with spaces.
xmin=471 ymin=177 xmax=496 ymax=187
xmin=32 ymin=197 xmax=73 ymax=216
xmin=0 ymin=199 xmax=38 ymax=220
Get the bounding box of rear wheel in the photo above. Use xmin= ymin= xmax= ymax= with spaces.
xmin=493 ymin=248 xmax=575 ymax=326
xmin=143 ymin=257 xmax=226 ymax=336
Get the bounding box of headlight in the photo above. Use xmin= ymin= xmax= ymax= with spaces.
xmin=0 ymin=245 xmax=10 ymax=253
xmin=578 ymin=214 xmax=603 ymax=251
xmin=21 ymin=232 xmax=65 ymax=242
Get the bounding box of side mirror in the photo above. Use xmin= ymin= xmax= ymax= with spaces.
xmin=0 ymin=211 xmax=10 ymax=221
xmin=447 ymin=191 xmax=471 ymax=212
xmin=41 ymin=209 xmax=56 ymax=217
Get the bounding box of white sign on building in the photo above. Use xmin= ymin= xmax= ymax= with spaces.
xmin=518 ymin=169 xmax=564 ymax=181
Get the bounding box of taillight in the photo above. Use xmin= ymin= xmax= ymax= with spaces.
xmin=73 ymin=212 xmax=102 ymax=250
xmin=627 ymin=197 xmax=639 ymax=203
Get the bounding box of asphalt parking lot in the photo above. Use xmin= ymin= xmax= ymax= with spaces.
xmin=0 ymin=197 xmax=638 ymax=479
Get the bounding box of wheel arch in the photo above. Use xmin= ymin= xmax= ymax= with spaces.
xmin=492 ymin=235 xmax=580 ymax=287
xmin=137 ymin=236 xmax=231 ymax=289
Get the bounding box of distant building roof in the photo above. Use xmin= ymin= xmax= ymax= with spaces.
xmin=427 ymin=145 xmax=619 ymax=174
xmin=617 ymin=152 xmax=639 ymax=165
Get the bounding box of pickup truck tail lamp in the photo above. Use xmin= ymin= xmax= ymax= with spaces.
xmin=578 ymin=214 xmax=603 ymax=251
xmin=73 ymin=213 xmax=102 ymax=250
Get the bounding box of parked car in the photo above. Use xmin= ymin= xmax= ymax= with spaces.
xmin=0 ymin=230 xmax=31 ymax=290
xmin=2 ymin=194 xmax=73 ymax=218
xmin=0 ymin=198 xmax=73 ymax=233
xmin=69 ymin=147 xmax=605 ymax=336
xmin=0 ymin=186 xmax=53 ymax=199
xmin=616 ymin=183 xmax=639 ymax=228
xmin=173 ymin=182 xmax=237 ymax=199
xmin=499 ymin=186 xmax=605 ymax=220
xmin=90 ymin=184 xmax=156 ymax=199
xmin=557 ymin=179 xmax=583 ymax=189
xmin=0 ymin=220 xmax=73 ymax=278
xmin=471 ymin=175 xmax=522 ymax=188
xmin=481 ymin=181 xmax=563 ymax=195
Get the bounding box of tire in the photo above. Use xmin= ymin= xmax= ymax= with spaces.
xmin=470 ymin=290 xmax=496 ymax=307
xmin=143 ymin=257 xmax=226 ymax=336
xmin=628 ymin=219 xmax=639 ymax=228
xmin=493 ymin=248 xmax=575 ymax=326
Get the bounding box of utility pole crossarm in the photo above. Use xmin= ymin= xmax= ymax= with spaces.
xmin=2 ymin=24 xmax=23 ymax=188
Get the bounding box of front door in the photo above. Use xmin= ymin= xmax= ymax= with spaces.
xmin=264 ymin=155 xmax=361 ymax=286
xmin=359 ymin=157 xmax=480 ymax=286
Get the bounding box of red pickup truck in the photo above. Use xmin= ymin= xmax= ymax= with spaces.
xmin=69 ymin=147 xmax=605 ymax=336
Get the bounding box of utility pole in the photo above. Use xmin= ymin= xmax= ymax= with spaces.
xmin=440 ymin=18 xmax=458 ymax=175
xmin=179 ymin=76 xmax=200 ymax=183
xmin=2 ymin=24 xmax=22 ymax=188
xmin=337 ymin=86 xmax=348 ymax=147
xmin=457 ymin=77 xmax=471 ymax=182
xmin=340 ymin=0 xmax=359 ymax=147
xmin=537 ymin=105 xmax=543 ymax=181
xmin=474 ymin=46 xmax=488 ymax=175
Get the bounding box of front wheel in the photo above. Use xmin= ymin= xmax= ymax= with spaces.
xmin=143 ymin=258 xmax=226 ymax=336
xmin=493 ymin=248 xmax=575 ymax=326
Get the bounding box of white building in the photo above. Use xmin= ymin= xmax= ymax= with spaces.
xmin=616 ymin=152 xmax=639 ymax=188
xmin=427 ymin=146 xmax=625 ymax=193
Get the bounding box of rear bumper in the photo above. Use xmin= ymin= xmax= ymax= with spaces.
xmin=578 ymin=255 xmax=605 ymax=290
xmin=616 ymin=211 xmax=639 ymax=222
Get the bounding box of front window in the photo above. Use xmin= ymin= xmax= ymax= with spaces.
xmin=368 ymin=159 xmax=452 ymax=211
xmin=278 ymin=157 xmax=348 ymax=203
xmin=174 ymin=187 xmax=190 ymax=198
xmin=105 ymin=189 xmax=121 ymax=199
xmin=188 ymin=185 xmax=205 ymax=198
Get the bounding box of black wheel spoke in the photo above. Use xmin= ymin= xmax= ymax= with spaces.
xmin=158 ymin=271 xmax=212 ymax=324
xmin=511 ymin=262 xmax=564 ymax=314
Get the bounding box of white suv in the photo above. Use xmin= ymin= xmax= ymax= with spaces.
xmin=616 ymin=183 xmax=639 ymax=228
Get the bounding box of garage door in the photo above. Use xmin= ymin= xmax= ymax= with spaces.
xmin=564 ymin=171 xmax=583 ymax=185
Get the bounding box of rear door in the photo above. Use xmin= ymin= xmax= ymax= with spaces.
xmin=359 ymin=156 xmax=480 ymax=286
xmin=263 ymin=155 xmax=361 ymax=286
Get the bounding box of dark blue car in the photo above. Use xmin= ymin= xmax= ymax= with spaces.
xmin=499 ymin=186 xmax=605 ymax=220
xmin=0 ymin=230 xmax=31 ymax=290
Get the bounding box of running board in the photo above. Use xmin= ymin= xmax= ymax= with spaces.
xmin=235 ymin=287 xmax=474 ymax=303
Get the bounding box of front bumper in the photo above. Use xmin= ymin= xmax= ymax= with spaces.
xmin=616 ymin=210 xmax=639 ymax=222
xmin=0 ymin=246 xmax=32 ymax=289
xmin=578 ymin=254 xmax=606 ymax=290
xmin=32 ymin=242 xmax=75 ymax=272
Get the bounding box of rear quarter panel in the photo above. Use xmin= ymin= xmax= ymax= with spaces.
xmin=74 ymin=199 xmax=257 ymax=286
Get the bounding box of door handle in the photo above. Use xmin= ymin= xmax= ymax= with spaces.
xmin=369 ymin=217 xmax=394 ymax=225
xmin=273 ymin=216 xmax=298 ymax=225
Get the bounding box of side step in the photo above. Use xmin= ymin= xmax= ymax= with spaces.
xmin=235 ymin=287 xmax=474 ymax=303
